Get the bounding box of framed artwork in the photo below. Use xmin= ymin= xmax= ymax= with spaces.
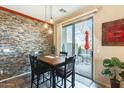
xmin=102 ymin=18 xmax=124 ymax=46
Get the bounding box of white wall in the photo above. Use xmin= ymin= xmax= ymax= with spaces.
xmin=94 ymin=5 xmax=124 ymax=87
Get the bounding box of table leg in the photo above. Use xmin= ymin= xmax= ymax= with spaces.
xmin=72 ymin=71 xmax=75 ymax=88
xmin=52 ymin=68 xmax=56 ymax=88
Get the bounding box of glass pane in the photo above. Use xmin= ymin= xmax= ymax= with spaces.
xmin=75 ymin=18 xmax=93 ymax=79
xmin=61 ymin=25 xmax=73 ymax=56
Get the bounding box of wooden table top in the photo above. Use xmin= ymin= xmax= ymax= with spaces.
xmin=38 ymin=55 xmax=65 ymax=66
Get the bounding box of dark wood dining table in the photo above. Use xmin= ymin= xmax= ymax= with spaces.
xmin=37 ymin=55 xmax=75 ymax=88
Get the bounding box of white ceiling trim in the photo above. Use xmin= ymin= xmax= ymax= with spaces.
xmin=62 ymin=8 xmax=98 ymax=26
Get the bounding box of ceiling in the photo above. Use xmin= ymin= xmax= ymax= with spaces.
xmin=2 ymin=5 xmax=86 ymax=23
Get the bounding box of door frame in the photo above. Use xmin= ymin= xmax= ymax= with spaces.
xmin=62 ymin=16 xmax=94 ymax=80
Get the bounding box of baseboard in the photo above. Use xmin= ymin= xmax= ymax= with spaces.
xmin=94 ymin=80 xmax=110 ymax=88
xmin=0 ymin=72 xmax=31 ymax=83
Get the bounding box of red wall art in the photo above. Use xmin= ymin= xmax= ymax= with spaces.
xmin=102 ymin=18 xmax=124 ymax=46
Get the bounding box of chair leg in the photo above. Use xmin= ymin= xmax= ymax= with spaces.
xmin=31 ymin=74 xmax=34 ymax=88
xmin=72 ymin=73 xmax=75 ymax=88
xmin=50 ymin=72 xmax=52 ymax=88
xmin=37 ymin=74 xmax=40 ymax=88
xmin=43 ymin=73 xmax=45 ymax=82
xmin=57 ymin=76 xmax=59 ymax=83
xmin=64 ymin=78 xmax=66 ymax=88
xmin=61 ymin=78 xmax=63 ymax=86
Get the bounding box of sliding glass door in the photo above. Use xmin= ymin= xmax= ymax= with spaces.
xmin=75 ymin=18 xmax=93 ymax=79
xmin=61 ymin=17 xmax=93 ymax=79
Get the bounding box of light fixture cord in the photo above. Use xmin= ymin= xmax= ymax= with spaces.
xmin=50 ymin=5 xmax=52 ymax=18
xmin=45 ymin=5 xmax=47 ymax=21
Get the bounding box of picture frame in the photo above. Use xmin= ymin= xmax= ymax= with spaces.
xmin=102 ymin=18 xmax=124 ymax=46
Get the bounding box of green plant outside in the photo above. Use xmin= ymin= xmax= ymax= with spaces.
xmin=78 ymin=46 xmax=82 ymax=55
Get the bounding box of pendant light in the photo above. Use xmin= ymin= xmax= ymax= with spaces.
xmin=48 ymin=28 xmax=53 ymax=34
xmin=44 ymin=5 xmax=48 ymax=29
xmin=44 ymin=23 xmax=48 ymax=29
xmin=49 ymin=5 xmax=54 ymax=24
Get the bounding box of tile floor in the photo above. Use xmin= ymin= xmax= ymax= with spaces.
xmin=0 ymin=73 xmax=105 ymax=88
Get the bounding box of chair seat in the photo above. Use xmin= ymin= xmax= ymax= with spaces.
xmin=56 ymin=67 xmax=72 ymax=78
xmin=34 ymin=64 xmax=50 ymax=75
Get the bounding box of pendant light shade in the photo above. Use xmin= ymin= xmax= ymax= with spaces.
xmin=43 ymin=23 xmax=48 ymax=29
xmin=50 ymin=17 xmax=54 ymax=24
xmin=48 ymin=27 xmax=53 ymax=34
xmin=48 ymin=29 xmax=53 ymax=34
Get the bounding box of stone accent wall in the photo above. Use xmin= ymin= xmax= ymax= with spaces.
xmin=0 ymin=10 xmax=53 ymax=80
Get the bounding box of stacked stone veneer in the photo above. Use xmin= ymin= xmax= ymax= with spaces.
xmin=0 ymin=10 xmax=53 ymax=80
